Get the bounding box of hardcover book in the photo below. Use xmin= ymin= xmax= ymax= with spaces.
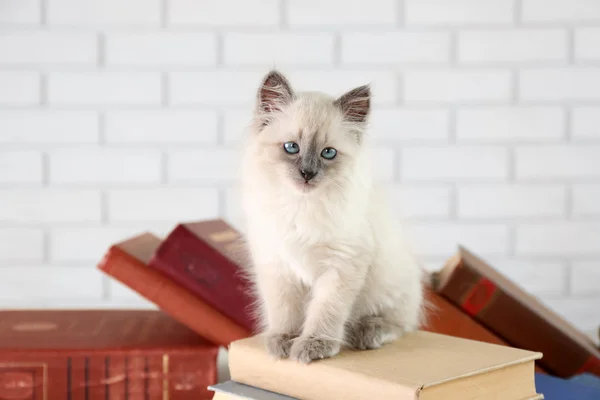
xmin=148 ymin=219 xmax=258 ymax=333
xmin=535 ymin=372 xmax=600 ymax=399
xmin=228 ymin=331 xmax=543 ymax=400
xmin=209 ymin=381 xmax=298 ymax=400
xmin=0 ymin=310 xmax=218 ymax=400
xmin=97 ymin=232 xmax=250 ymax=347
xmin=434 ymin=246 xmax=600 ymax=378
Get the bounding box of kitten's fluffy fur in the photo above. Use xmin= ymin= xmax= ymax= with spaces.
xmin=240 ymin=70 xmax=425 ymax=364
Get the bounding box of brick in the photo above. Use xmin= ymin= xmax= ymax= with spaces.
xmin=0 ymin=189 xmax=101 ymax=223
xmin=105 ymin=111 xmax=218 ymax=144
xmin=0 ymin=228 xmax=44 ymax=261
xmin=405 ymin=0 xmax=514 ymax=25
xmin=0 ymin=71 xmax=39 ymax=105
xmin=0 ymin=267 xmax=103 ymax=300
xmin=516 ymin=222 xmax=600 ymax=256
xmin=51 ymin=225 xmax=173 ymax=262
xmin=287 ymin=70 xmax=398 ymax=105
xmin=0 ymin=0 xmax=40 ymax=23
xmin=541 ymin=298 xmax=600 ymax=334
xmin=572 ymin=185 xmax=600 ymax=216
xmin=171 ymin=70 xmax=397 ymax=106
xmin=389 ymin=185 xmax=451 ymax=219
xmin=341 ymin=32 xmax=450 ymax=64
xmin=571 ymin=262 xmax=600 ymax=295
xmin=223 ymin=109 xmax=253 ymax=144
xmin=371 ymin=147 xmax=395 ymax=181
xmin=520 ymin=68 xmax=600 ymax=101
xmin=404 ymin=70 xmax=511 ymax=103
xmin=457 ymin=107 xmax=565 ymax=143
xmin=0 ymin=111 xmax=99 ymax=144
xmin=288 ymin=0 xmax=397 ymax=26
xmin=107 ymin=189 xmax=219 ymax=222
xmin=224 ymin=33 xmax=335 ymax=66
xmin=47 ymin=0 xmax=161 ymax=25
xmin=169 ymin=0 xmax=279 ymax=26
xmin=369 ymin=108 xmax=449 ymax=142
xmin=170 ymin=71 xmax=263 ymax=105
xmin=106 ymin=32 xmax=216 ymax=66
xmin=572 ymin=107 xmax=600 ymax=140
xmin=49 ymin=149 xmax=161 ymax=184
xmin=402 ymin=146 xmax=508 ymax=181
xmin=458 ymin=184 xmax=566 ymax=218
xmin=458 ymin=29 xmax=567 ymax=64
xmin=168 ymin=148 xmax=238 ymax=183
xmin=408 ymin=223 xmax=509 ymax=257
xmin=48 ymin=72 xmax=161 ymax=105
xmin=516 ymin=145 xmax=600 ymax=180
xmin=0 ymin=32 xmax=97 ymax=65
xmin=487 ymin=259 xmax=566 ymax=296
xmin=0 ymin=151 xmax=43 ymax=184
xmin=575 ymin=28 xmax=600 ymax=61
xmin=522 ymin=0 xmax=600 ymax=22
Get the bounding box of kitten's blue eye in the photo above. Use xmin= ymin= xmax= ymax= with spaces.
xmin=321 ymin=147 xmax=337 ymax=159
xmin=283 ymin=142 xmax=299 ymax=154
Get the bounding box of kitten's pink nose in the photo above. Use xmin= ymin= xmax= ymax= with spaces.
xmin=300 ymin=169 xmax=316 ymax=181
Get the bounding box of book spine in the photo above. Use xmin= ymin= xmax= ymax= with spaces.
xmin=98 ymin=247 xmax=250 ymax=347
xmin=0 ymin=349 xmax=218 ymax=400
xmin=437 ymin=261 xmax=598 ymax=378
xmin=149 ymin=227 xmax=256 ymax=332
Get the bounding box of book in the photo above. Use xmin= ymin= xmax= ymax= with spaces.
xmin=228 ymin=331 xmax=543 ymax=400
xmin=0 ymin=310 xmax=218 ymax=400
xmin=535 ymin=372 xmax=600 ymax=399
xmin=148 ymin=219 xmax=258 ymax=333
xmin=97 ymin=232 xmax=251 ymax=347
xmin=423 ymin=285 xmax=548 ymax=374
xmin=209 ymin=381 xmax=298 ymax=400
xmin=434 ymin=246 xmax=600 ymax=378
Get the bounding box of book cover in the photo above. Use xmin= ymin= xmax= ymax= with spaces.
xmin=435 ymin=246 xmax=600 ymax=378
xmin=97 ymin=232 xmax=251 ymax=347
xmin=228 ymin=331 xmax=543 ymax=400
xmin=148 ymin=219 xmax=258 ymax=333
xmin=535 ymin=372 xmax=600 ymax=399
xmin=209 ymin=381 xmax=298 ymax=400
xmin=0 ymin=310 xmax=218 ymax=400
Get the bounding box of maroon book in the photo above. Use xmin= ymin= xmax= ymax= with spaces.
xmin=0 ymin=310 xmax=219 ymax=400
xmin=148 ymin=219 xmax=258 ymax=333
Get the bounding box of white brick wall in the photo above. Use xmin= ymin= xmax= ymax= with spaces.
xmin=0 ymin=0 xmax=598 ymax=336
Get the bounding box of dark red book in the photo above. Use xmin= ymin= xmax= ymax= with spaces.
xmin=435 ymin=246 xmax=600 ymax=378
xmin=148 ymin=219 xmax=258 ymax=333
xmin=98 ymin=232 xmax=251 ymax=347
xmin=0 ymin=310 xmax=219 ymax=400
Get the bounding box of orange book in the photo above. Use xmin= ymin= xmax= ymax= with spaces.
xmin=97 ymin=232 xmax=250 ymax=347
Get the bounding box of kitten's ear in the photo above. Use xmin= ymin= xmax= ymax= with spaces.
xmin=256 ymin=70 xmax=294 ymax=123
xmin=335 ymin=84 xmax=371 ymax=124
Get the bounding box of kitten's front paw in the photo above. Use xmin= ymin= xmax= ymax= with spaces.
xmin=264 ymin=333 xmax=296 ymax=359
xmin=346 ymin=316 xmax=398 ymax=350
xmin=289 ymin=335 xmax=340 ymax=364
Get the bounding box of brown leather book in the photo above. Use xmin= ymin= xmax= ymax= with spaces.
xmin=435 ymin=246 xmax=600 ymax=378
xmin=422 ymin=285 xmax=547 ymax=374
xmin=0 ymin=310 xmax=218 ymax=400
xmin=148 ymin=219 xmax=258 ymax=333
xmin=97 ymin=232 xmax=251 ymax=347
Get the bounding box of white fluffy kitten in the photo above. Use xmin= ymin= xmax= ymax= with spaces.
xmin=240 ymin=70 xmax=425 ymax=364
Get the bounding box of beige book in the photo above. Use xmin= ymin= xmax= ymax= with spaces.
xmin=229 ymin=331 xmax=544 ymax=400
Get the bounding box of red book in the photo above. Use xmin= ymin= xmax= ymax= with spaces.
xmin=97 ymin=232 xmax=251 ymax=347
xmin=148 ymin=219 xmax=258 ymax=333
xmin=0 ymin=310 xmax=218 ymax=400
xmin=435 ymin=246 xmax=600 ymax=378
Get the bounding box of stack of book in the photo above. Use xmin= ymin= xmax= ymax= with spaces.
xmin=1 ymin=219 xmax=598 ymax=399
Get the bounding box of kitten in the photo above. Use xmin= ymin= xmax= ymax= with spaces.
xmin=239 ymin=69 xmax=425 ymax=364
